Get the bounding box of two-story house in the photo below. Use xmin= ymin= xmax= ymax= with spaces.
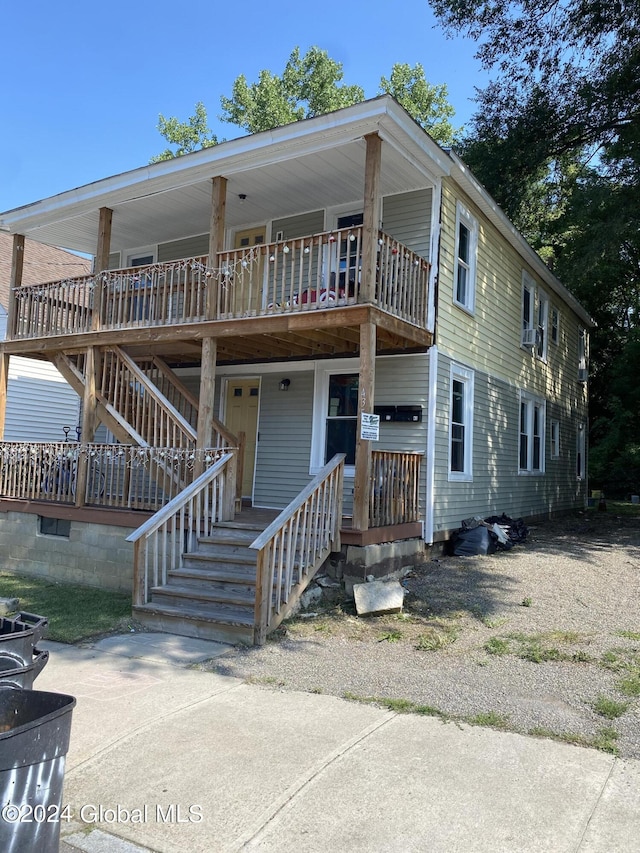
xmin=0 ymin=96 xmax=591 ymax=644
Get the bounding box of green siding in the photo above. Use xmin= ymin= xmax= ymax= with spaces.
xmin=158 ymin=234 xmax=209 ymax=263
xmin=271 ymin=211 xmax=325 ymax=241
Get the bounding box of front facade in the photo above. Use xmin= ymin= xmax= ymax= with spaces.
xmin=0 ymin=97 xmax=590 ymax=638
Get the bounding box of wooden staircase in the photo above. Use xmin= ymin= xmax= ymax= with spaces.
xmin=132 ymin=514 xmax=277 ymax=645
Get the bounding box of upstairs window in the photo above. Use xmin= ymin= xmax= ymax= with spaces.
xmin=521 ymin=272 xmax=549 ymax=360
xmin=453 ymin=203 xmax=478 ymax=314
xmin=551 ymin=307 xmax=560 ymax=345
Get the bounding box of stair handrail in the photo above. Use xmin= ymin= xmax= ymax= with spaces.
xmin=126 ymin=450 xmax=236 ymax=605
xmin=250 ymin=453 xmax=345 ymax=645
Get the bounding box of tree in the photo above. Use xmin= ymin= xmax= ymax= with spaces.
xmin=151 ymin=47 xmax=460 ymax=160
xmin=379 ymin=62 xmax=459 ymax=145
xmin=220 ymin=47 xmax=364 ymax=134
xmin=150 ymin=102 xmax=218 ymax=163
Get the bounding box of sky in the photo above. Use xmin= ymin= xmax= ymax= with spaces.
xmin=0 ymin=0 xmax=491 ymax=214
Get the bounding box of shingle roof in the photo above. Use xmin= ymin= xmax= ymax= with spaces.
xmin=0 ymin=233 xmax=91 ymax=310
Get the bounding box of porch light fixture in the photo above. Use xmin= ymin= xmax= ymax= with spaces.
xmin=238 ymin=193 xmax=247 ymax=202
xmin=279 ymin=378 xmax=291 ymax=391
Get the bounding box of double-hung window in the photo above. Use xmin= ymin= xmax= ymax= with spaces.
xmin=521 ymin=272 xmax=548 ymax=360
xmin=453 ymin=203 xmax=477 ymax=314
xmin=449 ymin=364 xmax=474 ymax=481
xmin=536 ymin=290 xmax=549 ymax=360
xmin=519 ymin=392 xmax=546 ymax=474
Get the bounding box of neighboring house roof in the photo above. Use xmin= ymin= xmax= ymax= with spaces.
xmin=0 ymin=232 xmax=91 ymax=310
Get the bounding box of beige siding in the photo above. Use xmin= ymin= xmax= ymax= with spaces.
xmin=382 ymin=189 xmax=432 ymax=258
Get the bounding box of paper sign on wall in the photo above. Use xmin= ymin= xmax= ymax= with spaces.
xmin=360 ymin=412 xmax=380 ymax=441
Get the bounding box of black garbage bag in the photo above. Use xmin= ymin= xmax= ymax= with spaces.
xmin=449 ymin=525 xmax=498 ymax=556
xmin=484 ymin=513 xmax=528 ymax=545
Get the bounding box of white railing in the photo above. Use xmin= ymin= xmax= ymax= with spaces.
xmin=250 ymin=454 xmax=344 ymax=645
xmin=126 ymin=451 xmax=237 ymax=605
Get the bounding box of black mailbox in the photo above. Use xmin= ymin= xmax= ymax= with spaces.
xmin=395 ymin=406 xmax=422 ymax=423
xmin=373 ymin=405 xmax=423 ymax=423
xmin=374 ymin=405 xmax=396 ymax=422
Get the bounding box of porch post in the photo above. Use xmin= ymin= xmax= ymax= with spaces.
xmin=360 ymin=133 xmax=382 ymax=304
xmin=7 ymin=234 xmax=25 ymax=341
xmin=0 ymin=352 xmax=9 ymax=440
xmin=81 ymin=346 xmax=99 ymax=442
xmin=352 ymin=322 xmax=376 ymax=531
xmin=195 ymin=337 xmax=217 ymax=476
xmin=92 ymin=207 xmax=112 ymax=331
xmin=207 ymin=176 xmax=227 ymax=320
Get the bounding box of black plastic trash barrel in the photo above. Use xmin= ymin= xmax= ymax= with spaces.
xmin=0 ymin=650 xmax=49 ymax=690
xmin=0 ymin=613 xmax=49 ymax=666
xmin=0 ymin=688 xmax=76 ymax=853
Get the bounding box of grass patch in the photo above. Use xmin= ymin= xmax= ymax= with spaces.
xmin=484 ymin=637 xmax=510 ymax=656
xmin=467 ymin=711 xmax=510 ymax=729
xmin=521 ymin=597 xmax=533 ymax=607
xmin=617 ymin=673 xmax=640 ymax=697
xmin=377 ymin=630 xmax=403 ymax=643
xmin=415 ymin=626 xmax=458 ymax=651
xmin=0 ymin=572 xmax=131 ymax=643
xmin=593 ymin=695 xmax=630 ymax=719
xmin=343 ymin=692 xmax=449 ymax=721
xmin=615 ymin=630 xmax=640 ymax=641
xmin=528 ymin=726 xmax=620 ymax=756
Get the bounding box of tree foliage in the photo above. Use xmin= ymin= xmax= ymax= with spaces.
xmin=150 ymin=102 xmax=218 ymax=163
xmin=378 ymin=62 xmax=460 ymax=144
xmin=152 ymin=47 xmax=460 ymax=160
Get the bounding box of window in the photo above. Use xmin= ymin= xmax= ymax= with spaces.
xmin=519 ymin=392 xmax=546 ymax=474
xmin=325 ymin=373 xmax=359 ymax=465
xmin=550 ymin=419 xmax=560 ymax=458
xmin=39 ymin=516 xmax=70 ymax=538
xmin=578 ymin=327 xmax=588 ymax=380
xmin=551 ymin=307 xmax=559 ymax=345
xmin=536 ymin=290 xmax=549 ymax=360
xmin=521 ymin=273 xmax=549 ymax=360
xmin=449 ymin=364 xmax=474 ymax=481
xmin=453 ymin=203 xmax=477 ymax=313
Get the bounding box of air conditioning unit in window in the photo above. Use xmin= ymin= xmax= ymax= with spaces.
xmin=577 ymin=368 xmax=588 ymax=382
xmin=521 ymin=327 xmax=537 ymax=347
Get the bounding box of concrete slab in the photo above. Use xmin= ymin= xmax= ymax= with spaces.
xmin=243 ymin=715 xmax=618 ymax=853
xmin=579 ymin=758 xmax=640 ymax=852
xmin=89 ymin=632 xmax=230 ymax=665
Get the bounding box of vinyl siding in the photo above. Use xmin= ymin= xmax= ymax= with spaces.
xmin=433 ymin=351 xmax=586 ymax=537
xmin=158 ymin=234 xmax=209 ymax=263
xmin=4 ymin=357 xmax=81 ymax=442
xmin=382 ymin=189 xmax=432 ymax=258
xmin=271 ymin=211 xmax=325 ymax=241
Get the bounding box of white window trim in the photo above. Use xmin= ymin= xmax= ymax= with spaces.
xmin=453 ymin=202 xmax=477 ymax=315
xmin=536 ymin=288 xmax=549 ymax=362
xmin=310 ymin=358 xmax=359 ymax=477
xmin=550 ymin=419 xmax=560 ymax=458
xmin=521 ymin=271 xmax=535 ymax=348
xmin=126 ymin=246 xmax=156 ymax=267
xmin=448 ymin=363 xmax=474 ymax=482
xmin=518 ymin=390 xmax=546 ymax=475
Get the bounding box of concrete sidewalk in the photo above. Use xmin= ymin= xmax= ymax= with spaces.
xmin=30 ymin=633 xmax=639 ymax=852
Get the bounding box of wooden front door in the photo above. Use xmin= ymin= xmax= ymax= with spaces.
xmin=234 ymin=227 xmax=266 ymax=314
xmin=225 ymin=379 xmax=260 ymax=498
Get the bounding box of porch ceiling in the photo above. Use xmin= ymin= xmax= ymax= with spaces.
xmin=1 ymin=98 xmax=448 ymax=258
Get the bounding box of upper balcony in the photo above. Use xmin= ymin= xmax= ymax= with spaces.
xmin=6 ymin=224 xmax=432 ymax=363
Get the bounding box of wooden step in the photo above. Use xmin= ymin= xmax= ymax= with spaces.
xmin=195 ymin=539 xmax=258 ymax=558
xmin=167 ymin=568 xmax=256 ymax=595
xmin=133 ymin=602 xmax=254 ymax=645
xmin=151 ymin=583 xmax=255 ymax=609
xmin=181 ymin=552 xmax=257 ymax=574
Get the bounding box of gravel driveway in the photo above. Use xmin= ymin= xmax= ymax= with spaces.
xmin=204 ymin=508 xmax=640 ymax=759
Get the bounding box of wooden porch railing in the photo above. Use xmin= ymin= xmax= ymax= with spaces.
xmin=9 ymin=228 xmax=430 ymax=339
xmin=0 ymin=442 xmax=229 ymax=512
xmin=126 ymin=451 xmax=237 ymax=606
xmin=370 ymin=450 xmax=423 ymax=527
xmin=250 ymin=453 xmax=345 ymax=645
